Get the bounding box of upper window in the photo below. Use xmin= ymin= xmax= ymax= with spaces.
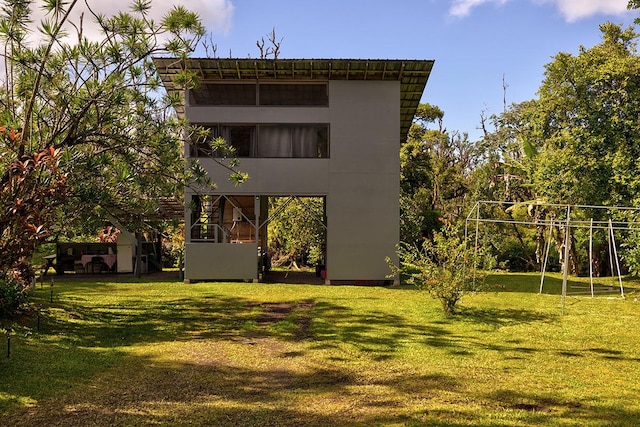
xmin=190 ymin=83 xmax=256 ymax=105
xmin=190 ymin=124 xmax=329 ymax=158
xmin=189 ymin=82 xmax=328 ymax=106
xmin=259 ymin=84 xmax=328 ymax=106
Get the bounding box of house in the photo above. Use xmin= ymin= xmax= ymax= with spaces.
xmin=153 ymin=58 xmax=434 ymax=283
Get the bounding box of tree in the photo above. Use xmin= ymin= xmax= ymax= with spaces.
xmin=389 ymin=221 xmax=484 ymax=315
xmin=400 ymin=103 xmax=481 ymax=246
xmin=267 ymin=197 xmax=325 ymax=269
xmin=0 ymin=0 xmax=223 ymax=315
xmin=479 ymin=22 xmax=640 ymax=275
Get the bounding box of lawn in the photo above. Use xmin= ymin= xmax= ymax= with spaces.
xmin=1 ymin=272 xmax=639 ymax=426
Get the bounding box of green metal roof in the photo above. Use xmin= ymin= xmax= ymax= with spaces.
xmin=153 ymin=58 xmax=434 ymax=143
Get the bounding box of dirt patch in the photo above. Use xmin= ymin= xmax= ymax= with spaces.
xmin=511 ymin=403 xmax=555 ymax=413
xmin=248 ymin=300 xmax=316 ymax=340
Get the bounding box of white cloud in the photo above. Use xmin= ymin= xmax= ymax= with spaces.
xmin=26 ymin=0 xmax=234 ymax=43
xmin=449 ymin=0 xmax=631 ymax=21
xmin=449 ymin=0 xmax=510 ymax=17
xmin=534 ymin=0 xmax=629 ymax=22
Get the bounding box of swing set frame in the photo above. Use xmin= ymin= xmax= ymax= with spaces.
xmin=465 ymin=201 xmax=640 ymax=313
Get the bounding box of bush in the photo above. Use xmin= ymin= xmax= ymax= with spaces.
xmin=0 ymin=273 xmax=31 ymax=318
xmin=389 ymin=221 xmax=484 ymax=315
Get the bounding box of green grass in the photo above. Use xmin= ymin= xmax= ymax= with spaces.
xmin=1 ymin=272 xmax=640 ymax=426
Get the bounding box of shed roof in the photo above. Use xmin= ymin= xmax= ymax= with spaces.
xmin=153 ymin=58 xmax=434 ymax=143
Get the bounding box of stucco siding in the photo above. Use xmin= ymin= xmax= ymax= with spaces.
xmin=198 ymin=158 xmax=330 ymax=195
xmin=185 ymin=243 xmax=258 ymax=281
xmin=324 ymin=80 xmax=400 ymax=281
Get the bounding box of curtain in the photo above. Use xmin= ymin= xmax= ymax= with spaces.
xmin=259 ymin=126 xmax=293 ymax=157
xmin=292 ymin=126 xmax=318 ymax=158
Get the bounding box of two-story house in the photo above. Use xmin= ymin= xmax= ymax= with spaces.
xmin=153 ymin=58 xmax=434 ymax=283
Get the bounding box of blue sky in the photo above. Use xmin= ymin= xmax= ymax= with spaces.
xmin=194 ymin=0 xmax=639 ymax=140
xmin=54 ymin=0 xmax=640 ymax=141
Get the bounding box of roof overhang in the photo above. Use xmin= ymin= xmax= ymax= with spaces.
xmin=153 ymin=58 xmax=434 ymax=143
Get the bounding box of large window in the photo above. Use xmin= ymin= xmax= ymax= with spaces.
xmin=189 ymin=82 xmax=328 ymax=107
xmin=190 ymin=124 xmax=329 ymax=158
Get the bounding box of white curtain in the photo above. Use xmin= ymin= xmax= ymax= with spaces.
xmin=258 ymin=126 xmax=292 ymax=157
xmin=259 ymin=125 xmax=319 ymax=157
xmin=292 ymin=126 xmax=318 ymax=158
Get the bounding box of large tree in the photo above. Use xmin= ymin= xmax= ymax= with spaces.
xmin=0 ymin=0 xmax=216 ymax=314
xmin=401 ymin=103 xmax=482 ymax=246
xmin=479 ymin=22 xmax=640 ymax=274
xmin=530 ymin=23 xmax=640 ymax=207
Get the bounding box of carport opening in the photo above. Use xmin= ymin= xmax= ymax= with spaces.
xmin=262 ymin=196 xmax=326 ymax=284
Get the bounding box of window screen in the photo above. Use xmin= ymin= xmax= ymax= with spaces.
xmin=259 ymin=84 xmax=328 ymax=106
xmin=190 ymin=83 xmax=256 ymax=105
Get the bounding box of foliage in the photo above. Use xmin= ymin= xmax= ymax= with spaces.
xmin=0 ymin=271 xmax=30 ymax=317
xmin=400 ymin=103 xmax=482 ymax=246
xmin=528 ymin=23 xmax=640 ymax=207
xmin=0 ymin=129 xmax=67 ymax=287
xmin=161 ymin=222 xmax=185 ymax=268
xmin=0 ymin=0 xmax=240 ymax=316
xmin=475 ymin=23 xmax=640 ymax=276
xmin=267 ymin=197 xmax=325 ymax=268
xmin=389 ymin=221 xmax=484 ymax=315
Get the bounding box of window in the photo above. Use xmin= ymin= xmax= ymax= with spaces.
xmin=190 ymin=124 xmax=329 ymax=158
xmin=188 ymin=82 xmax=328 ymax=106
xmin=258 ymin=125 xmax=328 ymax=158
xmin=189 ymin=83 xmax=256 ymax=105
xmin=259 ymin=84 xmax=328 ymax=106
xmin=225 ymin=126 xmax=255 ymax=157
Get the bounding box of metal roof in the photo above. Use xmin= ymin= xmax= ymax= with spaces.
xmin=153 ymin=58 xmax=434 ymax=143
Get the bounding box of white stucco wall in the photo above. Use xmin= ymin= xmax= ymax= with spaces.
xmin=184 ymin=79 xmax=400 ymax=282
xmin=326 ymin=80 xmax=400 ymax=281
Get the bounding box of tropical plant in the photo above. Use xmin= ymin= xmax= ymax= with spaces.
xmin=389 ymin=221 xmax=485 ymax=315
xmin=0 ymin=0 xmax=226 ymax=316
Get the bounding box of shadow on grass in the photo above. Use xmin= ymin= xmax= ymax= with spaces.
xmin=23 ymin=280 xmax=566 ymax=360
xmin=485 ymin=273 xmax=633 ymax=296
xmin=3 ymin=278 xmax=639 ymax=426
xmin=4 ymin=349 xmax=640 ymax=427
xmin=1 ymin=281 xmax=566 ymax=417
xmin=487 ymin=389 xmax=640 ymax=426
xmin=2 ymin=351 xmax=465 ymax=427
xmin=457 ymin=306 xmax=558 ymax=327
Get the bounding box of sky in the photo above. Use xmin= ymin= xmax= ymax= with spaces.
xmin=31 ymin=0 xmax=640 ymax=141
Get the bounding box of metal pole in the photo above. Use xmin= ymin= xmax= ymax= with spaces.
xmin=473 ymin=203 xmax=480 ymax=285
xmin=608 ymin=219 xmax=615 ymax=285
xmin=609 ymin=219 xmax=625 ymax=298
xmin=540 ymin=218 xmax=554 ymax=294
xmin=589 ymin=218 xmax=594 ymax=298
xmin=562 ymin=206 xmax=571 ymax=315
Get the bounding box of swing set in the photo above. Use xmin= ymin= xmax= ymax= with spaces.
xmin=465 ymin=201 xmax=640 ymax=313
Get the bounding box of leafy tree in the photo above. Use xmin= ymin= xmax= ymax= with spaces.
xmin=530 ymin=23 xmax=640 ymax=206
xmin=0 ymin=0 xmax=226 ymax=315
xmin=400 ymin=103 xmax=481 ymax=246
xmin=479 ymin=22 xmax=640 ymax=275
xmin=267 ymin=197 xmax=325 ymax=269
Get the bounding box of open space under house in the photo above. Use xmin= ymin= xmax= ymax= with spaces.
xmin=153 ymin=58 xmax=434 ymax=283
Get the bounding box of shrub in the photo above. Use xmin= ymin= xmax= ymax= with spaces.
xmin=0 ymin=271 xmax=31 ymax=318
xmin=389 ymin=221 xmax=484 ymax=315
